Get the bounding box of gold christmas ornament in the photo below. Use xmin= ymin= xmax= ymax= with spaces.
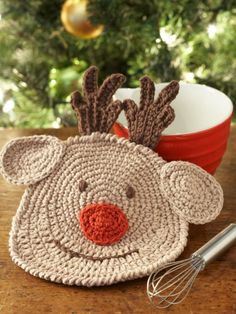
xmin=61 ymin=0 xmax=104 ymax=39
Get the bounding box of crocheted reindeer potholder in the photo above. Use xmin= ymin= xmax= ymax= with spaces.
xmin=0 ymin=66 xmax=223 ymax=287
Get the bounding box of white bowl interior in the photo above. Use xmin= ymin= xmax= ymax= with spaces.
xmin=114 ymin=83 xmax=233 ymax=135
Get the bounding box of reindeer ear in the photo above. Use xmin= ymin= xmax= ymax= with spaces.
xmin=160 ymin=161 xmax=223 ymax=224
xmin=0 ymin=135 xmax=65 ymax=185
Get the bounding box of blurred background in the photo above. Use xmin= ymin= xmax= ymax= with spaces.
xmin=0 ymin=0 xmax=235 ymax=128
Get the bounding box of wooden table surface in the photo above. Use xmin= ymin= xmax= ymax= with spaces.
xmin=0 ymin=127 xmax=236 ymax=314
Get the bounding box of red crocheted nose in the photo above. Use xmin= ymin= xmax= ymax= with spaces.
xmin=78 ymin=203 xmax=129 ymax=245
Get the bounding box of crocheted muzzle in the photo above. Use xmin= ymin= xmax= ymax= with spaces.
xmin=0 ymin=66 xmax=223 ymax=287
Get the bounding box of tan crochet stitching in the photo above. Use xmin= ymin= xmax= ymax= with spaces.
xmin=0 ymin=135 xmax=65 ymax=185
xmin=160 ymin=161 xmax=223 ymax=224
xmin=53 ymin=239 xmax=139 ymax=261
xmin=0 ymin=132 xmax=223 ymax=287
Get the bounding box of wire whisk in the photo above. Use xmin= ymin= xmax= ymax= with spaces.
xmin=147 ymin=223 xmax=236 ymax=308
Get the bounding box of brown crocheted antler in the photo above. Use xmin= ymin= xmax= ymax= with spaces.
xmin=71 ymin=66 xmax=126 ymax=135
xmin=123 ymin=77 xmax=179 ymax=149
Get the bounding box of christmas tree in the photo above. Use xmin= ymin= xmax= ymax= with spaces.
xmin=0 ymin=0 xmax=235 ymax=127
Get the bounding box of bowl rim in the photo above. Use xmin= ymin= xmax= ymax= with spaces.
xmin=115 ymin=83 xmax=234 ymax=136
xmin=160 ymin=114 xmax=233 ymax=140
xmin=114 ymin=113 xmax=233 ymax=141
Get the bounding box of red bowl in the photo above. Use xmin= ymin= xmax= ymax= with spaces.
xmin=113 ymin=83 xmax=233 ymax=174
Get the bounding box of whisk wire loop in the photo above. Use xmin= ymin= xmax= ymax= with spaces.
xmin=147 ymin=257 xmax=203 ymax=308
xmin=147 ymin=224 xmax=236 ymax=308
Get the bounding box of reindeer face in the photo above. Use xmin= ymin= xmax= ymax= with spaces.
xmin=0 ymin=133 xmax=223 ymax=286
xmin=0 ymin=66 xmax=223 ymax=286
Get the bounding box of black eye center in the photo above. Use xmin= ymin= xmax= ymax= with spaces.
xmin=126 ymin=185 xmax=135 ymax=199
xmin=79 ymin=180 xmax=88 ymax=192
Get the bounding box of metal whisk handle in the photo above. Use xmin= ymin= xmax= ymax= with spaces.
xmin=192 ymin=223 xmax=236 ymax=270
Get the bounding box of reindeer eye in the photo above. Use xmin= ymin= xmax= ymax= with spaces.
xmin=126 ymin=185 xmax=135 ymax=199
xmin=79 ymin=180 xmax=88 ymax=192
